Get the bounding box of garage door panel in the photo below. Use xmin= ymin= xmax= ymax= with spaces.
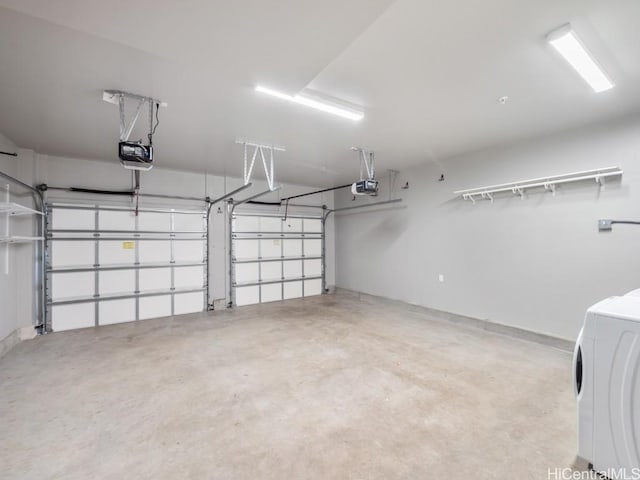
xmin=174 ymin=292 xmax=204 ymax=315
xmin=235 ymin=263 xmax=259 ymax=283
xmin=304 ymin=279 xmax=322 ymax=296
xmin=260 ymin=239 xmax=281 ymax=258
xmin=283 ymin=239 xmax=302 ymax=257
xmin=99 ymin=241 xmax=135 ymax=265
xmin=99 ymin=210 xmax=136 ymax=231
xmin=283 ymin=260 xmax=302 ymax=279
xmin=261 ymin=284 xmax=282 ymax=303
xmin=174 ymin=240 xmax=204 ymax=262
xmin=304 ymin=239 xmax=322 ymax=256
xmin=139 ymin=268 xmax=171 ymax=291
xmin=304 ymin=259 xmax=322 ymax=277
xmin=261 ymin=262 xmax=281 ymax=281
xmin=284 ymin=281 xmax=303 ymax=300
xmin=234 ymin=216 xmax=260 ymax=232
xmin=235 ymin=239 xmax=259 ymax=260
xmin=138 ymin=240 xmax=171 ymax=263
xmin=174 ymin=266 xmax=204 ymax=288
xmin=99 ymin=299 xmax=136 ymax=325
xmin=283 ymin=218 xmax=302 ymax=232
xmin=260 ymin=216 xmax=282 ymax=232
xmin=51 ymin=208 xmax=94 ymax=230
xmin=139 ymin=295 xmax=171 ymax=320
xmin=51 ymin=304 xmax=95 ymax=331
xmin=303 ymin=218 xmax=322 ymax=233
xmin=236 ymin=286 xmax=260 ymax=306
xmin=99 ymin=270 xmax=135 ymax=295
xmin=51 ymin=272 xmax=94 ymax=300
xmin=51 ymin=241 xmax=94 ymax=267
xmin=137 ymin=212 xmax=170 ymax=231
xmin=174 ymin=213 xmax=205 ymax=232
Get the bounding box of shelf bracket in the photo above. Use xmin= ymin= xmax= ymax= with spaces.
xmin=512 ymin=186 xmax=525 ymax=199
xmin=481 ymin=192 xmax=494 ymax=203
xmin=544 ymin=183 xmax=556 ymax=195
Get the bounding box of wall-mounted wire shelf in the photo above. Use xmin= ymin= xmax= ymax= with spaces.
xmin=454 ymin=166 xmax=623 ymax=203
xmin=0 ymin=235 xmax=44 ymax=243
xmin=0 ymin=201 xmax=44 ymax=216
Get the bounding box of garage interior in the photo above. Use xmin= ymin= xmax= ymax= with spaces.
xmin=1 ymin=1 xmax=639 ymax=478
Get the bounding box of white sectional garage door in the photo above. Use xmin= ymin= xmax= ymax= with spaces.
xmin=231 ymin=212 xmax=324 ymax=306
xmin=46 ymin=204 xmax=208 ymax=331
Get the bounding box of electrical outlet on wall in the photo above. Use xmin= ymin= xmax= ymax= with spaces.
xmin=438 ymin=274 xmax=445 ymax=283
xmin=598 ymin=219 xmax=612 ymax=232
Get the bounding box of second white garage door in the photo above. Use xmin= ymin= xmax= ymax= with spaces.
xmin=231 ymin=212 xmax=324 ymax=306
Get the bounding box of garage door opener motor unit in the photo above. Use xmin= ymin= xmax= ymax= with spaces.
xmin=103 ymin=90 xmax=167 ymax=171
xmin=118 ymin=141 xmax=153 ymax=167
xmin=351 ymin=147 xmax=378 ymax=196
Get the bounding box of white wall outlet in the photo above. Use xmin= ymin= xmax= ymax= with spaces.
xmin=438 ymin=274 xmax=444 ymax=283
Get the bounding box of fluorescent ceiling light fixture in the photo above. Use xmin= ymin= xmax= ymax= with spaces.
xmin=255 ymin=86 xmax=364 ymax=121
xmin=547 ymin=24 xmax=614 ymax=93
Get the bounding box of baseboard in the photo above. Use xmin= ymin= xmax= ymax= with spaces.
xmin=0 ymin=326 xmax=36 ymax=359
xmin=335 ymin=288 xmax=574 ymax=352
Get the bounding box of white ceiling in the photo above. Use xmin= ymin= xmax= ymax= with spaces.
xmin=0 ymin=0 xmax=639 ymax=186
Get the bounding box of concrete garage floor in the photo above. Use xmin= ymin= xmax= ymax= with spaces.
xmin=0 ymin=292 xmax=576 ymax=479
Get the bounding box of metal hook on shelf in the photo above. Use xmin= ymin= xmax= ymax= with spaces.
xmin=512 ymin=186 xmax=525 ymax=199
xmin=544 ymin=183 xmax=556 ymax=196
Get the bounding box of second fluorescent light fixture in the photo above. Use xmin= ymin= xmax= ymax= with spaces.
xmin=547 ymin=24 xmax=614 ymax=93
xmin=255 ymin=86 xmax=364 ymax=121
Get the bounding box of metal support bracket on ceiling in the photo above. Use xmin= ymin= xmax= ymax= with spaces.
xmin=103 ymin=90 xmax=167 ymax=143
xmin=236 ymin=140 xmax=285 ymax=191
xmin=351 ymin=147 xmax=376 ymax=181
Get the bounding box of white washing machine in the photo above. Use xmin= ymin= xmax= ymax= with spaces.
xmin=575 ymin=292 xmax=640 ymax=474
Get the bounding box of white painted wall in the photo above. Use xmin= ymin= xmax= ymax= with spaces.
xmin=335 ymin=114 xmax=640 ymax=341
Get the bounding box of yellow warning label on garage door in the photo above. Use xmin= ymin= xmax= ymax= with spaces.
xmin=122 ymin=241 xmax=135 ymax=250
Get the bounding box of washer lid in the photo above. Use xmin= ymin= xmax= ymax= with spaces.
xmin=588 ymin=295 xmax=640 ymax=323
